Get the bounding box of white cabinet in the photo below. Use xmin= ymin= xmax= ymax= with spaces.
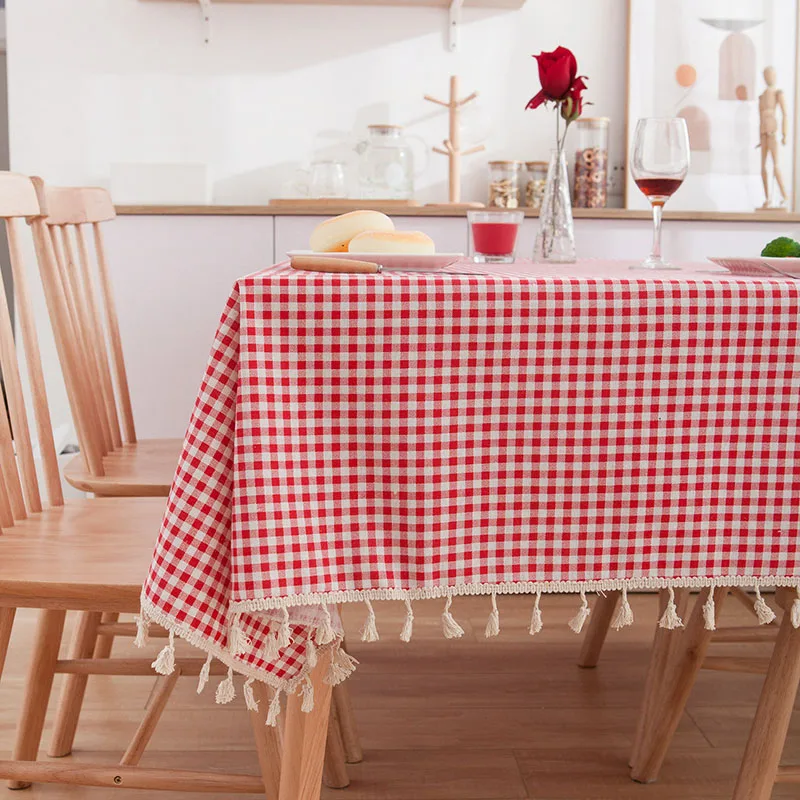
xmin=105 ymin=215 xmax=274 ymax=438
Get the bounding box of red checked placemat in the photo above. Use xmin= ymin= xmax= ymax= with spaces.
xmin=139 ymin=260 xmax=800 ymax=722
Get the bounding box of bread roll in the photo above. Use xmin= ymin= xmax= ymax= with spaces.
xmin=309 ymin=210 xmax=394 ymax=253
xmin=348 ymin=230 xmax=435 ymax=255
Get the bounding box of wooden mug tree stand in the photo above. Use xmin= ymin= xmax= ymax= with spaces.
xmin=424 ymin=75 xmax=486 ymax=208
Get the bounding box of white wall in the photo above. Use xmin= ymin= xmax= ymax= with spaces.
xmin=6 ymin=0 xmax=628 ymax=205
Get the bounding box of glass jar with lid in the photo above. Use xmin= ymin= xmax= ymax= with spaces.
xmin=357 ymin=124 xmax=420 ymax=200
xmin=488 ymin=161 xmax=522 ymax=208
xmin=524 ymin=161 xmax=548 ymax=210
xmin=573 ymin=117 xmax=609 ymax=208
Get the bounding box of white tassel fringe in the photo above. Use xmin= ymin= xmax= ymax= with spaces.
xmin=792 ymin=587 xmax=800 ymax=629
xmin=326 ymin=647 xmax=359 ymax=685
xmin=134 ymin=614 xmax=150 ymax=648
xmin=229 ymin=613 xmax=251 ymax=656
xmin=529 ymin=591 xmax=543 ymax=636
xmin=441 ymin=595 xmax=465 ymax=639
xmin=568 ymin=590 xmax=591 ymax=634
xmin=753 ymin=586 xmax=777 ymax=625
xmin=215 ymin=667 xmax=236 ymax=705
xmin=243 ymin=677 xmax=259 ymax=711
xmin=300 ymin=675 xmax=315 ymax=713
xmin=266 ymin=689 xmax=282 ymax=727
xmin=316 ymin=604 xmax=336 ymax=645
xmin=702 ymin=588 xmax=716 ymax=631
xmin=611 ymin=588 xmax=634 ymax=630
xmin=658 ymin=587 xmax=683 ymax=630
xmin=277 ymin=607 xmax=292 ymax=650
xmin=360 ymin=598 xmax=380 ymax=642
xmin=306 ymin=637 xmax=318 ymax=668
xmin=152 ymin=630 xmax=176 ymax=675
xmin=197 ymin=652 xmax=213 ymax=694
xmin=485 ymin=592 xmax=500 ymax=638
xmin=400 ymin=598 xmax=414 ymax=642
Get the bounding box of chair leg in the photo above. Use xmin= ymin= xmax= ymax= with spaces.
xmin=279 ymin=652 xmax=334 ymax=800
xmin=48 ymin=611 xmax=102 ymax=757
xmin=249 ymin=681 xmax=283 ymax=799
xmin=578 ymin=590 xmax=620 ymax=668
xmin=9 ymin=609 xmax=66 ymax=789
xmin=324 ymin=697 xmax=350 ymax=788
xmin=630 ymin=586 xmax=727 ymax=783
xmin=93 ymin=611 xmax=119 ymax=658
xmin=120 ymin=667 xmax=182 ymax=766
xmin=732 ymin=604 xmax=800 ymax=800
xmin=332 ymin=682 xmax=362 ymax=763
xmin=0 ymin=607 xmax=15 ymax=682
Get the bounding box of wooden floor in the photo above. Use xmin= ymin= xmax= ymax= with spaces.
xmin=1 ymin=593 xmax=798 ymax=799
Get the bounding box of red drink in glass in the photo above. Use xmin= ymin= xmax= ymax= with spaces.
xmin=471 ymin=222 xmax=519 ymax=256
xmin=634 ymin=177 xmax=683 ymax=204
xmin=468 ymin=210 xmax=524 ymax=263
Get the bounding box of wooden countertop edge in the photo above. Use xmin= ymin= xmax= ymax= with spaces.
xmin=114 ymin=204 xmax=800 ymax=223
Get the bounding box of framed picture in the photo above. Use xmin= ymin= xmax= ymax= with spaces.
xmin=626 ymin=0 xmax=799 ymax=212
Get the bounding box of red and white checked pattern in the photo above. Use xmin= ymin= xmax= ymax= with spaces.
xmin=142 ymin=260 xmax=800 ymax=689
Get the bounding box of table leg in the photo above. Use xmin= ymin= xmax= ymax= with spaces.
xmin=631 ymin=586 xmax=726 ymax=783
xmin=279 ymin=650 xmax=333 ymax=800
xmin=629 ymin=587 xmax=690 ymax=769
xmin=732 ymin=605 xmax=800 ymax=800
xmin=577 ymin=590 xmax=620 ymax=668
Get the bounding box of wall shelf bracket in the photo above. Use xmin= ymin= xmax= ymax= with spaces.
xmin=448 ymin=0 xmax=464 ymax=51
xmin=197 ymin=0 xmax=212 ymax=43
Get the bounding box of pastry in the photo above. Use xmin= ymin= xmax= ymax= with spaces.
xmin=309 ymin=210 xmax=394 ymax=253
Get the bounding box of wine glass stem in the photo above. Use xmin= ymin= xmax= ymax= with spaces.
xmin=650 ymin=203 xmax=663 ymax=262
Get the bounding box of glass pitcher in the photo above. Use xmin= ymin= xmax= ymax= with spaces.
xmin=356 ymin=125 xmax=426 ymax=200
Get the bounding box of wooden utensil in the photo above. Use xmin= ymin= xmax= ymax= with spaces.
xmin=290 ymin=255 xmax=380 ymax=274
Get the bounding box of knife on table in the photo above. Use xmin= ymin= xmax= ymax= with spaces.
xmin=290 ymin=255 xmax=483 ymax=275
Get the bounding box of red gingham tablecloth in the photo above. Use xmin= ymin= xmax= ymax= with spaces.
xmin=139 ymin=259 xmax=800 ymax=718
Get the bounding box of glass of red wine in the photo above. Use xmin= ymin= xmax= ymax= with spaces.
xmin=630 ymin=118 xmax=690 ymax=269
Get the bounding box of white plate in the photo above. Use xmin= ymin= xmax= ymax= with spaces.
xmin=707 ymin=257 xmax=793 ymax=277
xmin=288 ymin=250 xmax=463 ymax=271
xmin=762 ymin=257 xmax=800 ymax=275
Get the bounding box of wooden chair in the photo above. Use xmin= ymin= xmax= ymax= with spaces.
xmin=34 ymin=180 xmax=361 ymax=782
xmin=0 ymin=172 xmax=347 ymax=795
xmin=37 ymin=183 xmax=181 ymax=497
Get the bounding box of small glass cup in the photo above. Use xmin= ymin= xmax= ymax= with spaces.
xmin=468 ymin=209 xmax=524 ymax=263
xmin=309 ymin=160 xmax=347 ymax=198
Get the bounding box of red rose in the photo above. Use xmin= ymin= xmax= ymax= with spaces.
xmin=560 ymin=77 xmax=587 ymax=121
xmin=527 ymin=46 xmax=578 ymax=108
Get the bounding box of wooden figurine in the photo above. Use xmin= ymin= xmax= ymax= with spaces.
xmin=424 ymin=75 xmax=485 ymax=206
xmin=758 ymin=66 xmax=789 ymax=210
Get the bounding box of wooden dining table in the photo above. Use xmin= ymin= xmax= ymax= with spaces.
xmin=137 ymin=259 xmax=800 ymax=799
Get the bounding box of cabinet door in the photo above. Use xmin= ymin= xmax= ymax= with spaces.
xmin=274 ymin=215 xmax=468 ymax=257
xmin=104 ymin=215 xmax=274 ymax=438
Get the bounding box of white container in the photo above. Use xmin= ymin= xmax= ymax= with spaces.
xmin=110 ymin=163 xmax=210 ymax=205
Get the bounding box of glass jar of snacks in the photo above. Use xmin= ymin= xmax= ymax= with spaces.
xmin=488 ymin=161 xmax=522 ymax=208
xmin=573 ymin=117 xmax=609 ymax=208
xmin=524 ymin=161 xmax=548 ymax=209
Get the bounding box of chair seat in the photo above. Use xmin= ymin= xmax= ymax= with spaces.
xmin=63 ymin=438 xmax=182 ymax=497
xmin=0 ymin=497 xmax=166 ymax=612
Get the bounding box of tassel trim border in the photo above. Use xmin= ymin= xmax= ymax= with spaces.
xmin=140 ymin=576 xmax=799 ymax=724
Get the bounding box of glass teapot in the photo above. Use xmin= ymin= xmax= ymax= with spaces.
xmin=356 ymin=125 xmax=427 ymax=200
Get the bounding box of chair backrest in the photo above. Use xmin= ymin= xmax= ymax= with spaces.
xmin=0 ymin=172 xmax=64 ymax=527
xmin=29 ymin=181 xmax=137 ymax=479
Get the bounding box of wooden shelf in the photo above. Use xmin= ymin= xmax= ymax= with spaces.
xmin=115 ymin=203 xmax=800 ymax=223
xmin=141 ymin=0 xmax=525 ymax=8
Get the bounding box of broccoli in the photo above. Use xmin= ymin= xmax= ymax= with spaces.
xmin=761 ymin=237 xmax=800 ymax=257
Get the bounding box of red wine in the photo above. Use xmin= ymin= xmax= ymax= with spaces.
xmin=635 ymin=177 xmax=683 ymax=204
xmin=471 ymin=222 xmax=519 ymax=256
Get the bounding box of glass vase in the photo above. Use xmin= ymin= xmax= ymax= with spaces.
xmin=534 ymin=149 xmax=576 ymax=263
